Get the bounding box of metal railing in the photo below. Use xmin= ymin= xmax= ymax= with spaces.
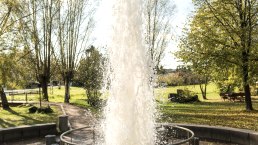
xmin=60 ymin=125 xmax=194 ymax=145
xmin=60 ymin=126 xmax=97 ymax=145
xmin=156 ymin=125 xmax=195 ymax=145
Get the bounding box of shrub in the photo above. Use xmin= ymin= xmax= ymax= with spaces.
xmin=28 ymin=105 xmax=53 ymax=114
xmin=37 ymin=106 xmax=53 ymax=113
xmin=28 ymin=106 xmax=38 ymax=113
xmin=87 ymin=90 xmax=103 ymax=108
xmin=169 ymin=89 xmax=199 ymax=103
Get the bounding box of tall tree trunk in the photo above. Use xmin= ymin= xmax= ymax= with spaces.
xmin=242 ymin=53 xmax=253 ymax=111
xmin=199 ymin=76 xmax=208 ymax=100
xmin=199 ymin=83 xmax=207 ymax=100
xmin=64 ymin=71 xmax=73 ymax=103
xmin=40 ymin=75 xmax=49 ymax=101
xmin=64 ymin=76 xmax=70 ymax=103
xmin=41 ymin=79 xmax=49 ymax=101
xmin=204 ymin=77 xmax=207 ymax=99
xmin=239 ymin=0 xmax=253 ymax=111
xmin=244 ymin=84 xmax=252 ymax=111
xmin=0 ymin=87 xmax=10 ymax=110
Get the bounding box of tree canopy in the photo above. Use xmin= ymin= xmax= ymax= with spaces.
xmin=177 ymin=0 xmax=258 ymax=110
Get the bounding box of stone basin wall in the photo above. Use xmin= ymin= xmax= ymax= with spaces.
xmin=0 ymin=123 xmax=57 ymax=143
xmin=161 ymin=123 xmax=258 ymax=145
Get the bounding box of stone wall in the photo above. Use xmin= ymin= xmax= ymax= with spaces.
xmin=0 ymin=123 xmax=57 ymax=143
xmin=161 ymin=123 xmax=258 ymax=145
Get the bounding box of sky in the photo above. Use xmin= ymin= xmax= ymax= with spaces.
xmin=92 ymin=0 xmax=194 ymax=69
xmin=161 ymin=0 xmax=194 ymax=69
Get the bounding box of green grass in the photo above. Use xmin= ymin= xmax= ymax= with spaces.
xmin=48 ymin=87 xmax=86 ymax=103
xmin=158 ymin=101 xmax=258 ymax=131
xmin=155 ymin=84 xmax=258 ymax=131
xmin=155 ymin=83 xmax=220 ymax=102
xmin=6 ymin=87 xmax=86 ymax=103
xmin=6 ymin=86 xmax=98 ymax=114
xmin=7 ymin=83 xmax=219 ymax=103
xmin=0 ymin=105 xmax=61 ymax=128
xmin=2 ymin=87 xmax=83 ymax=128
xmin=4 ymin=85 xmax=258 ymax=131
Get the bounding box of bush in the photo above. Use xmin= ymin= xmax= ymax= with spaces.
xmin=28 ymin=105 xmax=53 ymax=114
xmin=169 ymin=89 xmax=199 ymax=103
xmin=87 ymin=97 xmax=101 ymax=107
xmin=157 ymin=73 xmax=184 ymax=86
xmin=86 ymin=90 xmax=103 ymax=108
xmin=37 ymin=106 xmax=53 ymax=113
xmin=29 ymin=106 xmax=38 ymax=113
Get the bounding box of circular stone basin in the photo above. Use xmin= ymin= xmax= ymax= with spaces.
xmin=60 ymin=125 xmax=194 ymax=145
xmin=60 ymin=123 xmax=258 ymax=145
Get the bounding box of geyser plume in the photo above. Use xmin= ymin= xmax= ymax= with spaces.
xmin=102 ymin=0 xmax=156 ymax=145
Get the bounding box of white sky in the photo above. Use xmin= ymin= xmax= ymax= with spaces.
xmin=92 ymin=0 xmax=194 ymax=69
xmin=161 ymin=0 xmax=194 ymax=69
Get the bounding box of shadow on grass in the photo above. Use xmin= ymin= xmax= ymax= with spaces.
xmin=0 ymin=118 xmax=15 ymax=128
xmin=6 ymin=108 xmax=43 ymax=124
xmin=161 ymin=101 xmax=246 ymax=107
xmin=158 ymin=101 xmax=258 ymax=131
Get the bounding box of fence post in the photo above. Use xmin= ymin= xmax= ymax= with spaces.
xmin=59 ymin=115 xmax=69 ymax=133
xmin=25 ymin=93 xmax=28 ymax=103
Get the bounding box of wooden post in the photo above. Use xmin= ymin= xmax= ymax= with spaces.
xmin=11 ymin=90 xmax=14 ymax=102
xmin=25 ymin=93 xmax=28 ymax=103
xmin=39 ymin=86 xmax=42 ymax=108
xmin=58 ymin=115 xmax=69 ymax=132
xmin=11 ymin=94 xmax=14 ymax=102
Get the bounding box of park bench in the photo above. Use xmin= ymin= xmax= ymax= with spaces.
xmin=219 ymin=92 xmax=228 ymax=101
xmin=220 ymin=92 xmax=245 ymax=102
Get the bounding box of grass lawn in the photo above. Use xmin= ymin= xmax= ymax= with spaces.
xmin=48 ymin=87 xmax=86 ymax=103
xmin=7 ymin=83 xmax=220 ymax=103
xmin=6 ymin=87 xmax=86 ymax=103
xmin=158 ymin=101 xmax=258 ymax=131
xmin=156 ymin=83 xmax=258 ymax=131
xmin=155 ymin=83 xmax=220 ymax=102
xmin=3 ymin=85 xmax=258 ymax=131
xmin=0 ymin=105 xmax=62 ymax=128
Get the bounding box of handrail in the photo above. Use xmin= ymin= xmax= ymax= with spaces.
xmin=60 ymin=126 xmax=94 ymax=145
xmin=60 ymin=125 xmax=194 ymax=145
xmin=169 ymin=125 xmax=195 ymax=145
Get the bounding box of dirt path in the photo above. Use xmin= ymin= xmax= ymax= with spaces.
xmin=62 ymin=103 xmax=95 ymax=129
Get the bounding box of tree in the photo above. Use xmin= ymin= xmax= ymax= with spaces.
xmin=144 ymin=0 xmax=176 ymax=70
xmin=0 ymin=0 xmax=23 ymax=109
xmin=177 ymin=0 xmax=258 ymax=110
xmin=18 ymin=0 xmax=60 ymax=101
xmin=0 ymin=54 xmax=13 ymax=110
xmin=76 ymin=46 xmax=103 ymax=107
xmin=192 ymin=62 xmax=211 ymax=100
xmin=56 ymin=0 xmax=95 ymax=103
